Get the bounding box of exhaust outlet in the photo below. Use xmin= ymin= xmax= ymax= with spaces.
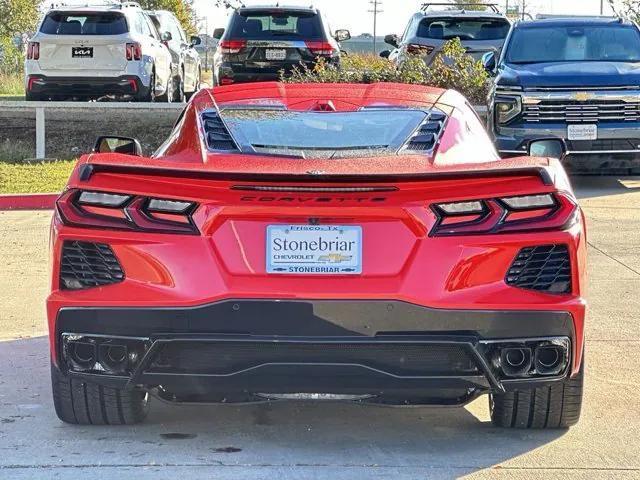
xmin=500 ymin=347 xmax=532 ymax=377
xmin=99 ymin=343 xmax=129 ymax=374
xmin=535 ymin=345 xmax=565 ymax=375
xmin=66 ymin=339 xmax=97 ymax=370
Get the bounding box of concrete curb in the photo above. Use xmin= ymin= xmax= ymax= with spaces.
xmin=0 ymin=193 xmax=58 ymax=211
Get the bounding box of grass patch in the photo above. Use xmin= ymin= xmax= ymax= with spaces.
xmin=0 ymin=160 xmax=75 ymax=194
xmin=0 ymin=73 xmax=23 ymax=96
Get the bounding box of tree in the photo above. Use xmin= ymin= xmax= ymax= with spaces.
xmin=137 ymin=0 xmax=198 ymax=34
xmin=608 ymin=0 xmax=640 ymax=22
xmin=0 ymin=0 xmax=41 ymax=37
xmin=214 ymin=0 xmax=242 ymax=9
xmin=450 ymin=0 xmax=490 ymax=11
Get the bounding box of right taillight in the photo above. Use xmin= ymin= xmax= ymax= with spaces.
xmin=305 ymin=41 xmax=336 ymax=56
xmin=431 ymin=193 xmax=578 ymax=236
xmin=126 ymin=42 xmax=142 ymax=61
xmin=27 ymin=41 xmax=40 ymax=60
xmin=219 ymin=39 xmax=246 ymax=54
xmin=406 ymin=44 xmax=434 ymax=55
xmin=57 ymin=189 xmax=199 ymax=234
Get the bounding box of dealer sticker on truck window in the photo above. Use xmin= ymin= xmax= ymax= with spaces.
xmin=266 ymin=225 xmax=362 ymax=275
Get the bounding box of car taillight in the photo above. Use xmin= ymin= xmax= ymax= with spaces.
xmin=431 ymin=193 xmax=577 ymax=236
xmin=305 ymin=41 xmax=336 ymax=56
xmin=219 ymin=39 xmax=246 ymax=54
xmin=57 ymin=189 xmax=199 ymax=234
xmin=126 ymin=42 xmax=142 ymax=61
xmin=27 ymin=42 xmax=40 ymax=60
xmin=406 ymin=44 xmax=434 ymax=55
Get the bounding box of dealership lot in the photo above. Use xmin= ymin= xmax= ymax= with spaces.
xmin=0 ymin=176 xmax=638 ymax=479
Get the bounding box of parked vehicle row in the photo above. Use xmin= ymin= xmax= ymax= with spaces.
xmin=25 ymin=1 xmax=201 ymax=102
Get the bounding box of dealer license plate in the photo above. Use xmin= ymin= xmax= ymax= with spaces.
xmin=72 ymin=47 xmax=93 ymax=58
xmin=266 ymin=225 xmax=362 ymax=275
xmin=265 ymin=48 xmax=287 ymax=61
xmin=568 ymin=124 xmax=597 ymax=141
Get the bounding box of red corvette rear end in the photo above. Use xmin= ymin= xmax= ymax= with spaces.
xmin=48 ymin=83 xmax=586 ymax=428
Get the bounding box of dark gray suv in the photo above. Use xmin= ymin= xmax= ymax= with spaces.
xmin=382 ymin=3 xmax=510 ymax=66
xmin=212 ymin=5 xmax=350 ymax=86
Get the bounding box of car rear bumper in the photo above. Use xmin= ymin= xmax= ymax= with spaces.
xmin=54 ymin=299 xmax=578 ymax=405
xmin=216 ymin=60 xmax=336 ymax=84
xmin=26 ymin=74 xmax=146 ymax=98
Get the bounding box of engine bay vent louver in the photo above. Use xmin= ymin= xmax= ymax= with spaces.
xmin=60 ymin=241 xmax=124 ymax=290
xmin=202 ymin=111 xmax=239 ymax=152
xmin=403 ymin=111 xmax=447 ymax=153
xmin=506 ymin=245 xmax=572 ymax=294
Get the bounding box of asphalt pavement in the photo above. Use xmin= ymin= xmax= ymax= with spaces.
xmin=0 ymin=176 xmax=639 ymax=479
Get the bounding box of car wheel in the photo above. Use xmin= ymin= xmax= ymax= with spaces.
xmin=174 ymin=70 xmax=185 ymax=103
xmin=137 ymin=69 xmax=156 ymax=102
xmin=185 ymin=68 xmax=201 ymax=101
xmin=158 ymin=73 xmax=174 ymax=103
xmin=489 ymin=355 xmax=584 ymax=429
xmin=25 ymin=91 xmax=44 ymax=101
xmin=51 ymin=363 xmax=149 ymax=425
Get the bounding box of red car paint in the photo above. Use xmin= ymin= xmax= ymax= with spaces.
xmin=48 ymin=82 xmax=586 ymax=396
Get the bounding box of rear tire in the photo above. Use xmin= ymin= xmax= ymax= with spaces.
xmin=51 ymin=363 xmax=148 ymax=425
xmin=489 ymin=357 xmax=584 ymax=429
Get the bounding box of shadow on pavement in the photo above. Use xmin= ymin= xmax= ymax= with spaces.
xmin=0 ymin=336 xmax=567 ymax=477
xmin=570 ymin=175 xmax=640 ymax=200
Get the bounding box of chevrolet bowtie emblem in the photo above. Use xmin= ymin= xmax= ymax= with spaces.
xmin=573 ymin=92 xmax=593 ymax=102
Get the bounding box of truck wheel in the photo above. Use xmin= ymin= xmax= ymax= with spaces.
xmin=489 ymin=357 xmax=584 ymax=429
xmin=51 ymin=363 xmax=148 ymax=425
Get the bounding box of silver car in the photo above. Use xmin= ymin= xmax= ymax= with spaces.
xmin=382 ymin=3 xmax=510 ymax=66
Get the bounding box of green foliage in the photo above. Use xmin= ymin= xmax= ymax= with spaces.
xmin=0 ymin=37 xmax=24 ymax=75
xmin=609 ymin=0 xmax=640 ymax=22
xmin=284 ymin=38 xmax=490 ymax=104
xmin=0 ymin=159 xmax=76 ymax=193
xmin=0 ymin=0 xmax=40 ymax=38
xmin=449 ymin=0 xmax=490 ymax=11
xmin=137 ymin=0 xmax=198 ymax=34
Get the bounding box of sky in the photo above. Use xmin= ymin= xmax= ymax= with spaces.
xmin=193 ymin=0 xmax=618 ymax=36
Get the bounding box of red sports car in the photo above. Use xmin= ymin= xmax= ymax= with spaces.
xmin=48 ymin=82 xmax=586 ymax=428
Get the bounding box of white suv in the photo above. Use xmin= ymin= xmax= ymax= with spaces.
xmin=25 ymin=1 xmax=173 ymax=101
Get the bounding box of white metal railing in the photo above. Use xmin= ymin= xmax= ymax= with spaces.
xmin=0 ymin=101 xmax=487 ymax=160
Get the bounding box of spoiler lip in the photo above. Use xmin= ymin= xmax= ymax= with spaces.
xmin=78 ymin=163 xmax=554 ymax=186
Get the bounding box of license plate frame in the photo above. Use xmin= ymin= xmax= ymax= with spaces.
xmin=265 ymin=48 xmax=287 ymax=61
xmin=71 ymin=47 xmax=94 ymax=58
xmin=266 ymin=225 xmax=362 ymax=275
xmin=567 ymin=124 xmax=597 ymax=141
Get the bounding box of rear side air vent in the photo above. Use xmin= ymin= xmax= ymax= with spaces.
xmin=402 ymin=111 xmax=447 ymax=153
xmin=202 ymin=111 xmax=239 ymax=151
xmin=506 ymin=245 xmax=571 ymax=294
xmin=60 ymin=241 xmax=124 ymax=290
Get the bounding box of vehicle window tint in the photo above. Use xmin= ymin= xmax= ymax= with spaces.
xmin=417 ymin=18 xmax=509 ymax=41
xmin=163 ymin=14 xmax=184 ymax=42
xmin=41 ymin=12 xmax=128 ymax=35
xmin=220 ymin=109 xmax=427 ymax=158
xmin=144 ymin=14 xmax=159 ymax=39
xmin=506 ymin=25 xmax=640 ymax=63
xmin=136 ymin=12 xmax=152 ymax=36
xmin=229 ymin=10 xmax=323 ymax=40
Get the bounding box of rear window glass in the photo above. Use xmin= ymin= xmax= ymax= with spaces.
xmin=228 ymin=10 xmax=323 ymax=40
xmin=41 ymin=12 xmax=128 ymax=35
xmin=219 ymin=109 xmax=428 ymax=158
xmin=417 ymin=18 xmax=509 ymax=41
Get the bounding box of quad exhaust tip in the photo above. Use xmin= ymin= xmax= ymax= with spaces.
xmin=500 ymin=347 xmax=532 ymax=377
xmin=62 ymin=334 xmax=148 ymax=376
xmin=485 ymin=337 xmax=570 ymax=379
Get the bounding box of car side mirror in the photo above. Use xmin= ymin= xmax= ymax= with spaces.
xmin=93 ymin=136 xmax=143 ymax=156
xmin=482 ymin=51 xmax=497 ymax=74
xmin=334 ymin=29 xmax=351 ymax=42
xmin=161 ymin=31 xmax=172 ymax=42
xmin=384 ymin=34 xmax=399 ymax=48
xmin=527 ymin=138 xmax=566 ymax=160
xmin=379 ymin=50 xmax=391 ymax=59
xmin=213 ymin=28 xmax=225 ymax=40
xmin=190 ymin=35 xmax=201 ymax=46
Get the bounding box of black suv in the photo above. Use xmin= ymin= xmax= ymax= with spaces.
xmin=212 ymin=5 xmax=350 ymax=85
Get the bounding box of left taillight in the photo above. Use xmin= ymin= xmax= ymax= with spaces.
xmin=430 ymin=193 xmax=578 ymax=236
xmin=56 ymin=189 xmax=199 ymax=235
xmin=305 ymin=41 xmax=336 ymax=56
xmin=27 ymin=42 xmax=40 ymax=60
